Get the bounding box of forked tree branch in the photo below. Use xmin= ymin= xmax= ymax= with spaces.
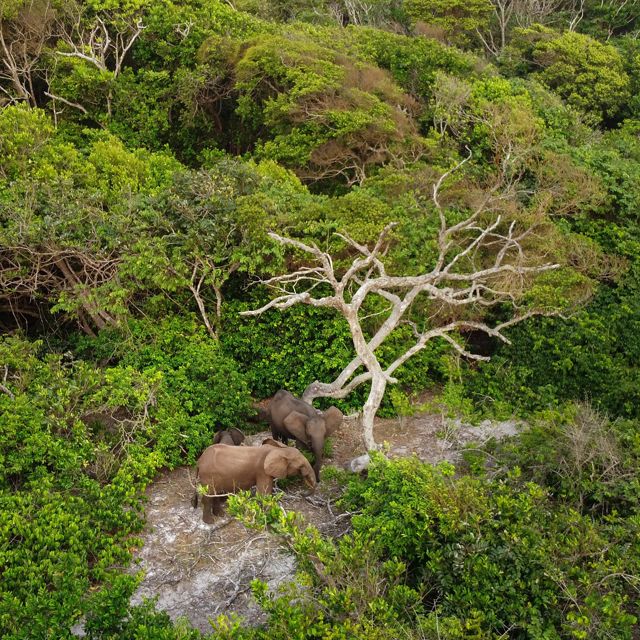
xmin=241 ymin=158 xmax=563 ymax=449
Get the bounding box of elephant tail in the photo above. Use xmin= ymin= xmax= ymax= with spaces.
xmin=191 ymin=465 xmax=199 ymax=508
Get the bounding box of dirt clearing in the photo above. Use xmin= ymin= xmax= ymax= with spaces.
xmin=130 ymin=414 xmax=521 ymax=633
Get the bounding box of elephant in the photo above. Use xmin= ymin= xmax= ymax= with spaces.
xmin=212 ymin=428 xmax=245 ymax=446
xmin=191 ymin=438 xmax=316 ymax=523
xmin=263 ymin=389 xmax=343 ymax=482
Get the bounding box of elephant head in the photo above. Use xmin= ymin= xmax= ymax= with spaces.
xmin=282 ymin=405 xmax=343 ymax=481
xmin=262 ymin=441 xmax=317 ymax=491
xmin=212 ymin=428 xmax=245 ymax=446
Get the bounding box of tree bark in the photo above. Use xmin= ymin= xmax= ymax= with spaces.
xmin=244 ymin=157 xmax=565 ymax=452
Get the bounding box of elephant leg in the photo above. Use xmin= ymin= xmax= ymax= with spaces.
xmin=256 ymin=476 xmax=274 ymax=495
xmin=202 ymin=495 xmax=216 ymax=523
xmin=211 ymin=497 xmax=225 ymax=516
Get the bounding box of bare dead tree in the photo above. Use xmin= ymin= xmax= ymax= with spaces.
xmin=567 ymin=0 xmax=586 ymax=31
xmin=478 ymin=0 xmax=563 ymax=55
xmin=488 ymin=0 xmax=516 ymax=54
xmin=0 ymin=0 xmax=57 ymax=106
xmin=0 ymin=245 xmax=120 ymax=335
xmin=514 ymin=0 xmax=564 ymax=27
xmin=55 ymin=9 xmax=145 ymax=116
xmin=242 ymin=153 xmax=564 ymax=450
xmin=174 ymin=255 xmax=237 ymax=341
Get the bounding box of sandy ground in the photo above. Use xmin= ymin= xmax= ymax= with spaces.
xmin=128 ymin=413 xmax=521 ymax=634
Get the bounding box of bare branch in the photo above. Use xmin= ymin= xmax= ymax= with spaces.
xmin=0 ymin=382 xmax=14 ymax=400
xmin=243 ymin=156 xmax=570 ymax=450
xmin=433 ymin=147 xmax=473 ymax=256
xmin=240 ymin=292 xmax=341 ymax=316
xmin=44 ymin=91 xmax=88 ymax=114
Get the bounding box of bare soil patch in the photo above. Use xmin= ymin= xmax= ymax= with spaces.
xmin=130 ymin=414 xmax=521 ymax=633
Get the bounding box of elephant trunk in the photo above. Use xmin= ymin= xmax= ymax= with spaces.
xmin=302 ymin=468 xmax=317 ymax=491
xmin=249 ymin=402 xmax=270 ymax=423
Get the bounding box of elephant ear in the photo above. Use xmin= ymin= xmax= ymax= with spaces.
xmin=324 ymin=407 xmax=344 ymax=436
xmin=229 ymin=428 xmax=245 ymax=445
xmin=212 ymin=430 xmax=225 ymax=444
xmin=264 ymin=450 xmax=289 ymax=478
xmin=262 ymin=438 xmax=287 ymax=448
xmin=283 ymin=411 xmax=310 ymax=443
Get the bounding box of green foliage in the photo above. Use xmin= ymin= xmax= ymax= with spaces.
xmin=569 ymin=0 xmax=640 ymax=41
xmin=0 ymin=336 xmax=161 ymax=638
xmin=339 ymin=452 xmax=639 ymax=639
xmin=462 ymin=278 xmax=640 ymax=419
xmin=405 ymin=0 xmax=492 ymax=47
xmin=231 ymin=32 xmax=423 ymax=182
xmin=108 ymin=69 xmax=175 ymax=150
xmin=232 ymin=0 xmax=407 ymax=29
xmin=308 ymin=24 xmax=480 ymax=101
xmin=76 ymin=316 xmax=252 ymax=466
xmin=0 ymin=104 xmax=55 ymax=180
xmin=220 ymin=299 xmax=357 ymax=401
xmin=485 ymin=403 xmax=640 ymax=516
xmin=461 ymin=117 xmax=640 ymax=417
xmin=226 ymin=491 xmax=423 ymax=639
xmin=1 ymin=3 xmax=640 ymax=638
xmin=506 ymin=27 xmax=630 ymax=123
xmin=84 ymin=578 xmax=203 ymax=639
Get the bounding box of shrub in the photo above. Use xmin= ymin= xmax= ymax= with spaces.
xmin=484 ymin=403 xmax=640 ymax=516
xmin=506 ymin=27 xmax=630 ymax=124
xmin=404 ymin=0 xmax=492 ymax=47
xmin=0 ymin=336 xmax=161 ymax=638
xmin=339 ymin=453 xmax=639 ymax=638
xmin=76 ymin=316 xmax=253 ymax=466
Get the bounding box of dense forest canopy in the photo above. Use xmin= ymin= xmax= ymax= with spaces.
xmin=1 ymin=1 xmax=639 ymax=638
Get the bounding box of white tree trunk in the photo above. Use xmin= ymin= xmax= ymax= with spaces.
xmin=242 ymin=157 xmax=564 ymax=457
xmin=361 ymin=372 xmax=387 ymax=451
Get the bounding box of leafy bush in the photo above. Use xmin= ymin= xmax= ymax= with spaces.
xmin=84 ymin=577 xmax=203 ymax=639
xmin=220 ymin=299 xmax=359 ymax=403
xmin=231 ymin=32 xmax=423 ymax=183
xmin=0 ymin=337 xmax=161 ymax=638
xmin=76 ymin=316 xmax=253 ymax=466
xmin=482 ymin=403 xmax=640 ymax=516
xmin=505 ymin=27 xmax=630 ymax=124
xmin=225 ymin=491 xmax=423 ymax=640
xmin=463 ymin=271 xmax=640 ymax=419
xmin=404 ymin=0 xmax=492 ymax=47
xmin=339 ymin=453 xmax=639 ymax=639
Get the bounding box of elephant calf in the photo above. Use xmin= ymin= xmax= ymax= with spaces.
xmin=212 ymin=428 xmax=245 ymax=446
xmin=192 ymin=439 xmax=316 ymax=523
xmin=263 ymin=389 xmax=343 ymax=482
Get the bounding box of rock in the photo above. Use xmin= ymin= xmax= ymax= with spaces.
xmin=347 ymin=454 xmax=371 ymax=473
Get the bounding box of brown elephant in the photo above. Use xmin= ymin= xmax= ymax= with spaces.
xmin=191 ymin=439 xmax=316 ymax=523
xmin=263 ymin=389 xmax=343 ymax=481
xmin=212 ymin=428 xmax=245 ymax=446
